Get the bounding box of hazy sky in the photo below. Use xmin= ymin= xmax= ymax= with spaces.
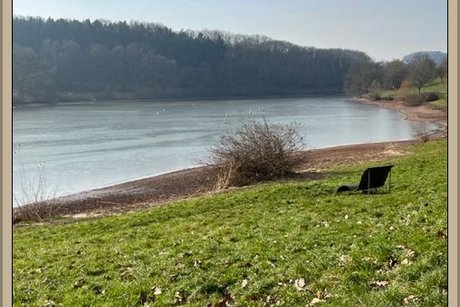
xmin=13 ymin=0 xmax=447 ymax=61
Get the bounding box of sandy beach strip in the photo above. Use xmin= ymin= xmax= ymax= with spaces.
xmin=352 ymin=98 xmax=447 ymax=129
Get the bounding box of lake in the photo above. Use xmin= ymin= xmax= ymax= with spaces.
xmin=13 ymin=96 xmax=437 ymax=205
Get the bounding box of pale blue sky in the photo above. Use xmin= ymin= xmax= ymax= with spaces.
xmin=13 ymin=0 xmax=447 ymax=61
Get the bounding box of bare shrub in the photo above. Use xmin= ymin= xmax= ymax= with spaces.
xmin=395 ymin=79 xmax=414 ymax=100
xmin=208 ymin=119 xmax=306 ymax=189
xmin=361 ymin=92 xmax=381 ymax=101
xmin=403 ymin=94 xmax=426 ymax=106
xmin=379 ymin=94 xmax=394 ymax=101
xmin=13 ymin=157 xmax=57 ymax=224
xmin=422 ymin=92 xmax=440 ymax=102
xmin=413 ymin=126 xmax=431 ymax=143
xmin=13 ymin=201 xmax=57 ymax=224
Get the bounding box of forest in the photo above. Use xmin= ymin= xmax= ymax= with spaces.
xmin=13 ymin=17 xmax=372 ymax=104
xmin=13 ymin=17 xmax=446 ymax=105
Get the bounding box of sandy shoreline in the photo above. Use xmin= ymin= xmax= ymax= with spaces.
xmin=352 ymin=98 xmax=447 ymax=130
xmin=16 ymin=98 xmax=447 ymax=220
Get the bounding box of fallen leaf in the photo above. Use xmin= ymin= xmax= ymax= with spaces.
xmin=294 ymin=278 xmax=308 ymax=291
xmin=369 ymin=280 xmax=389 ymax=290
xmin=175 ymin=289 xmax=189 ymax=305
xmin=309 ymin=297 xmax=325 ymax=305
xmin=315 ymin=289 xmax=331 ymax=299
xmin=241 ymin=279 xmax=249 ymax=288
xmin=249 ymin=293 xmax=259 ymax=301
xmin=42 ymin=277 xmax=51 ymax=284
xmin=170 ymin=273 xmax=181 ymax=281
xmin=263 ymin=295 xmax=278 ymax=306
xmin=176 ymin=262 xmax=184 ymax=269
xmin=73 ymin=277 xmax=86 ymax=288
xmin=436 ymin=229 xmax=447 ymax=239
xmin=401 ymin=259 xmax=412 ymax=265
xmin=173 ymin=239 xmax=183 ymax=246
xmin=339 ymin=255 xmax=350 ymax=266
xmin=403 ymin=295 xmax=420 ymax=304
xmin=389 ymin=257 xmax=399 ymax=268
xmin=139 ymin=286 xmax=162 ymax=305
xmin=405 ymin=249 xmax=416 ymax=259
xmin=152 ymin=286 xmax=162 ymax=296
xmin=139 ymin=290 xmax=152 ymax=305
xmin=120 ymin=267 xmax=135 ymax=282
xmin=42 ymin=300 xmax=56 ymax=307
xmin=214 ymin=292 xmax=234 ymax=307
xmin=91 ymin=284 xmax=105 ymax=295
xmin=376 ymin=267 xmax=388 ymax=274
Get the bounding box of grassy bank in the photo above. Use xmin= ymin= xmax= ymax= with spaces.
xmin=378 ymin=78 xmax=447 ymax=110
xmin=13 ymin=139 xmax=447 ymax=306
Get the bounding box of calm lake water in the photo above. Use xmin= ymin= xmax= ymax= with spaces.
xmin=13 ymin=96 xmax=437 ymax=204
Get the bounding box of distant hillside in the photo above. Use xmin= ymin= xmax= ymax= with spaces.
xmin=13 ymin=17 xmax=373 ymax=104
xmin=402 ymin=51 xmax=447 ymax=65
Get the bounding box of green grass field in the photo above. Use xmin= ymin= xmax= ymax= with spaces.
xmin=13 ymin=139 xmax=447 ymax=306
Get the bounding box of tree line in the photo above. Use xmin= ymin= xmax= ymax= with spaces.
xmin=343 ymin=52 xmax=447 ymax=97
xmin=13 ymin=17 xmax=372 ymax=104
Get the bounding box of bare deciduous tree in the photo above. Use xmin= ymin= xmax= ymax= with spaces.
xmin=382 ymin=60 xmax=409 ymax=89
xmin=409 ymin=53 xmax=437 ymax=94
xmin=437 ymin=57 xmax=447 ymax=81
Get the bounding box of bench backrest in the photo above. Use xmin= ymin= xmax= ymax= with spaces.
xmin=357 ymin=165 xmax=393 ymax=191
